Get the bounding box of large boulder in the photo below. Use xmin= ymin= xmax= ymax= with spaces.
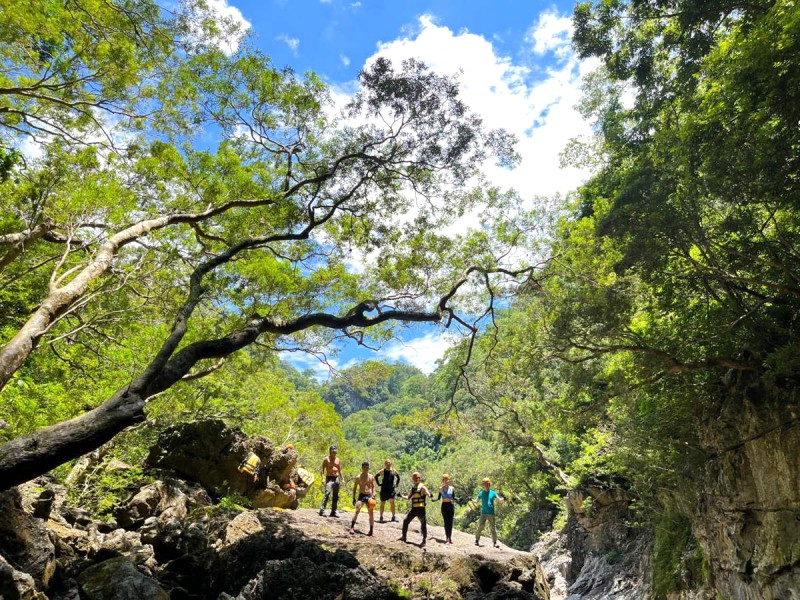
xmin=76 ymin=557 xmax=169 ymax=600
xmin=114 ymin=478 xmax=211 ymax=528
xmin=0 ymin=488 xmax=56 ymax=589
xmin=0 ymin=554 xmax=47 ymax=600
xmin=145 ymin=420 xmax=307 ymax=507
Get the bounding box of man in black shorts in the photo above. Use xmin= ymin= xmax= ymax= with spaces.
xmin=350 ymin=461 xmax=376 ymax=536
xmin=375 ymin=458 xmax=401 ymax=522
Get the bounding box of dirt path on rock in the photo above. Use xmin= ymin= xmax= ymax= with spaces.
xmin=263 ymin=507 xmax=531 ymax=562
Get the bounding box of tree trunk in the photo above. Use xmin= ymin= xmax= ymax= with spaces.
xmin=0 ymin=390 xmax=145 ymax=490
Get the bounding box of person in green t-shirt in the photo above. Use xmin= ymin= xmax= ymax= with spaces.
xmin=474 ymin=477 xmax=504 ymax=548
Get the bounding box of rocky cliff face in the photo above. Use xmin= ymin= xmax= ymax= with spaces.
xmin=534 ymin=376 xmax=800 ymax=600
xmin=690 ymin=378 xmax=800 ymax=599
xmin=533 ymin=486 xmax=654 ymax=600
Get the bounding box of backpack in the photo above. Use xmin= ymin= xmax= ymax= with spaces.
xmin=238 ymin=452 xmax=262 ymax=479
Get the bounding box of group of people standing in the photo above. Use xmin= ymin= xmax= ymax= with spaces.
xmin=318 ymin=446 xmax=505 ymax=548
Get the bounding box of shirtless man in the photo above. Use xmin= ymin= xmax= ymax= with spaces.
xmin=349 ymin=461 xmax=376 ymax=536
xmin=319 ymin=445 xmax=341 ymax=518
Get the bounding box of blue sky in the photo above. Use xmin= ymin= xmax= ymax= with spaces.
xmin=205 ymin=0 xmax=598 ymax=379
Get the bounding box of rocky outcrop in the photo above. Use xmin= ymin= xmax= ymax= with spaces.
xmin=690 ymin=379 xmax=800 ymax=599
xmin=114 ymin=478 xmax=211 ymax=528
xmin=535 ymin=375 xmax=800 ymax=600
xmin=0 ymin=488 xmax=56 ymax=590
xmin=2 ymin=422 xmax=548 ymax=600
xmin=533 ymin=485 xmax=653 ymax=600
xmin=145 ymin=420 xmax=307 ymax=509
xmin=76 ymin=557 xmax=168 ymax=600
xmin=0 ymin=554 xmax=47 ymax=600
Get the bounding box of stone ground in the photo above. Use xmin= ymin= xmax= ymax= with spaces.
xmin=273 ymin=506 xmax=528 ymax=560
xmin=259 ymin=507 xmax=546 ymax=599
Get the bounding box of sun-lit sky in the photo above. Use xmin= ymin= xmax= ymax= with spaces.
xmin=210 ymin=0 xmax=598 ymax=378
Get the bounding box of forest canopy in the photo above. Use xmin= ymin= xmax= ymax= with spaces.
xmin=0 ymin=0 xmax=537 ymax=488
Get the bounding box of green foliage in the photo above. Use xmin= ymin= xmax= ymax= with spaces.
xmin=322 ymin=361 xmax=399 ymax=416
xmin=218 ymin=493 xmax=252 ymax=511
xmin=441 ymin=0 xmax=800 ymax=537
xmin=67 ymin=464 xmax=149 ymax=521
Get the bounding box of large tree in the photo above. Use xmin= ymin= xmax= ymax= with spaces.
xmin=0 ymin=0 xmax=529 ymax=488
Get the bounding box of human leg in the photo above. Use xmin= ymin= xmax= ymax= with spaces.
xmin=330 ymin=478 xmax=340 ymax=514
xmin=368 ymin=503 xmax=374 ymax=535
xmin=401 ymin=510 xmax=415 ymax=541
xmin=320 ymin=479 xmax=333 ymax=512
xmin=488 ymin=515 xmax=497 ymax=544
xmin=475 ymin=513 xmax=488 ymax=544
xmin=442 ymin=503 xmax=454 ymax=541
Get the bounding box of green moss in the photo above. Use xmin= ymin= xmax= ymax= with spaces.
xmin=652 ymin=512 xmax=709 ymax=599
xmin=387 ymin=581 xmax=412 ymax=598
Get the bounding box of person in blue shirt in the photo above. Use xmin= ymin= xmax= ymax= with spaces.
xmin=430 ymin=473 xmax=456 ymax=544
xmin=474 ymin=477 xmax=504 ymax=548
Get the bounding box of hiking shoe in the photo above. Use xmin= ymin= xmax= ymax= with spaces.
xmin=329 ymin=512 xmax=338 ymax=518
xmin=349 ymin=527 xmax=355 ymax=535
xmin=494 ymin=543 xmax=500 ymax=548
xmin=318 ymin=509 xmax=324 ymax=516
xmin=390 ymin=516 xmax=398 ymax=522
xmin=475 ymin=540 xmax=480 ymax=546
xmin=399 ymin=537 xmax=407 ymax=543
xmin=379 ymin=517 xmax=384 ymax=523
xmin=420 ymin=539 xmax=426 ymax=548
xmin=447 ymin=539 xmax=453 ymax=545
xmin=368 ymin=529 xmax=374 ymax=537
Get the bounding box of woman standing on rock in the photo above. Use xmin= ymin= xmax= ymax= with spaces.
xmin=375 ymin=458 xmax=401 ymax=523
xmin=431 ymin=473 xmax=456 ymax=544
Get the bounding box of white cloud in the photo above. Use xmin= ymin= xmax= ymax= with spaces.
xmin=277 ymin=34 xmax=300 ymax=55
xmin=526 ymin=10 xmax=573 ymax=58
xmin=375 ymin=332 xmax=457 ymax=374
xmin=200 ymin=0 xmax=251 ymax=55
xmin=362 ymin=13 xmax=598 ymax=203
xmin=340 ymin=54 xmax=351 ymax=67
